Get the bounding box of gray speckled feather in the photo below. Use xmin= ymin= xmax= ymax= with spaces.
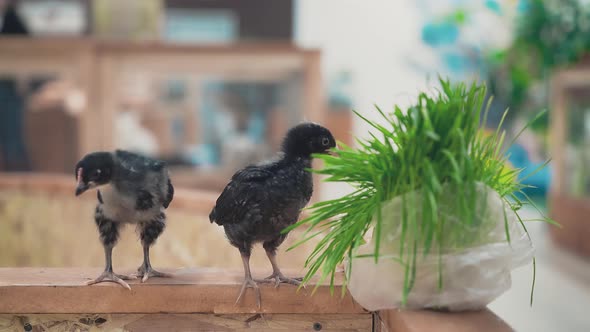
xmin=98 ymin=150 xmax=173 ymax=224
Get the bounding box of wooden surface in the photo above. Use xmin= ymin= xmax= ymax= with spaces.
xmin=0 ymin=268 xmax=365 ymax=315
xmin=376 ymin=309 xmax=513 ymax=332
xmin=0 ymin=313 xmax=372 ymax=331
xmin=549 ymin=193 xmax=590 ymax=256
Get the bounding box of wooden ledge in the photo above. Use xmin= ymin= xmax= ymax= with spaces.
xmin=376 ymin=309 xmax=513 ymax=332
xmin=0 ymin=268 xmax=513 ymax=331
xmin=0 ymin=268 xmax=365 ymax=315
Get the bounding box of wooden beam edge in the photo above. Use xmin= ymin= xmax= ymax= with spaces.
xmin=0 ymin=268 xmax=367 ymax=315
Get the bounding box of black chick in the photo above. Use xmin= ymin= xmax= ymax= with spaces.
xmin=74 ymin=150 xmax=174 ymax=289
xmin=210 ymin=123 xmax=336 ymax=307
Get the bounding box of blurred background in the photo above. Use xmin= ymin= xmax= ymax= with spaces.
xmin=0 ymin=0 xmax=589 ymax=330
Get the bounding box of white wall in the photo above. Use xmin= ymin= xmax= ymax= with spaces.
xmin=295 ymin=0 xmax=436 ymax=137
xmin=295 ymin=0 xmax=437 ymax=200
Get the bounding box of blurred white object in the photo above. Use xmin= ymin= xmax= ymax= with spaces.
xmin=19 ymin=0 xmax=86 ymax=36
xmin=28 ymin=79 xmax=86 ymax=116
xmin=221 ymin=133 xmax=267 ymax=170
xmin=347 ymin=182 xmax=534 ymax=311
xmin=115 ymin=111 xmax=159 ymax=157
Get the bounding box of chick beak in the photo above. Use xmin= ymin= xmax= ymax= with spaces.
xmin=75 ymin=168 xmax=88 ymax=196
xmin=327 ymin=143 xmax=339 ymax=156
xmin=75 ymin=183 xmax=88 ymax=196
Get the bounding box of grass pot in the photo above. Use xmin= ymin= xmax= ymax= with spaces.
xmin=346 ymin=183 xmax=534 ymax=311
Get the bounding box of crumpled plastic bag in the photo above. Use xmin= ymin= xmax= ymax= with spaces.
xmin=347 ymin=182 xmax=534 ymax=311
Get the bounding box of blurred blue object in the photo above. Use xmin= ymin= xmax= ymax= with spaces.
xmin=517 ymin=0 xmax=530 ymax=13
xmin=506 ymin=143 xmax=551 ymax=198
xmin=0 ymin=79 xmax=30 ymax=171
xmin=164 ymin=9 xmax=237 ymax=43
xmin=421 ymin=22 xmax=460 ymax=47
xmin=328 ymin=71 xmax=353 ymax=108
xmin=442 ymin=52 xmax=470 ymax=73
xmin=199 ymin=82 xmax=225 ymax=165
xmin=172 ymin=116 xmax=185 ymax=147
xmin=246 ymin=111 xmax=266 ymax=144
xmin=485 ymin=0 xmax=502 ymax=14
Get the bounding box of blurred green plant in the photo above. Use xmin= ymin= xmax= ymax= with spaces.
xmin=487 ymin=0 xmax=590 ymax=131
xmin=286 ymin=78 xmax=556 ymax=305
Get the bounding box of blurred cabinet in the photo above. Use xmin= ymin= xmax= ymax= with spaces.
xmin=25 ymin=107 xmax=79 ymax=174
xmin=0 ymin=39 xmax=350 ymax=198
xmin=549 ymin=65 xmax=590 ymax=257
xmin=0 ymin=40 xmax=94 ymax=172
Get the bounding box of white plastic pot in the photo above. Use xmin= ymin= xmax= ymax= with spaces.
xmin=346 ymin=183 xmax=535 ymax=311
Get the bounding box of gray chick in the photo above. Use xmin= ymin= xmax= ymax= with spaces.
xmin=74 ymin=150 xmax=174 ymax=289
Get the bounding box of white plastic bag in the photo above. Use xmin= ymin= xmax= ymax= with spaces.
xmin=347 ymin=182 xmax=534 ymax=311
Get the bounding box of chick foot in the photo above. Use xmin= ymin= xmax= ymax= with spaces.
xmin=86 ymin=271 xmax=133 ymax=290
xmin=257 ymin=272 xmax=304 ymax=288
xmin=135 ymin=264 xmax=173 ymax=283
xmin=235 ymin=277 xmax=261 ymax=308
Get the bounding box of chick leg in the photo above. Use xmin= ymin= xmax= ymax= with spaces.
xmin=258 ymin=239 xmax=303 ymax=288
xmin=87 ymin=215 xmax=132 ymax=289
xmin=87 ymin=246 xmax=133 ymax=289
xmin=136 ymin=216 xmax=172 ymax=282
xmin=235 ymin=250 xmax=261 ymax=308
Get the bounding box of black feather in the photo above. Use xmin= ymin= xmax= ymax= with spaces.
xmin=136 ymin=190 xmax=154 ymax=210
xmin=139 ymin=213 xmax=166 ymax=247
xmin=164 ymin=178 xmax=174 ymax=209
xmin=94 ymin=206 xmax=120 ymax=248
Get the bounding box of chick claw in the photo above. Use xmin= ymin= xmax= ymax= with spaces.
xmin=257 ymin=273 xmax=304 ymax=289
xmin=235 ymin=277 xmax=261 ymax=309
xmin=86 ymin=271 xmax=133 ymax=290
xmin=135 ymin=265 xmax=173 ymax=283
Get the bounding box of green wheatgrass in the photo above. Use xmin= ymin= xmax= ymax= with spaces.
xmin=285 ymin=78 xmax=557 ymax=306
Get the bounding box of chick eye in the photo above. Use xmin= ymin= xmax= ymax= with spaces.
xmin=92 ymin=169 xmax=101 ymax=179
xmin=321 ymin=137 xmax=330 ymax=146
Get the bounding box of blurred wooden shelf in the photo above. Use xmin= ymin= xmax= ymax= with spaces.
xmin=0 ymin=37 xmax=339 ymax=198
xmin=0 ymin=38 xmax=325 ymax=158
xmin=549 ymin=65 xmax=590 ymax=257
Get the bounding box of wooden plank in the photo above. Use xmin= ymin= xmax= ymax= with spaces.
xmin=0 ymin=313 xmax=372 ymax=331
xmin=0 ymin=38 xmax=317 ymax=55
xmin=549 ymin=193 xmax=590 ymax=256
xmin=376 ymin=309 xmax=513 ymax=332
xmin=0 ymin=268 xmax=366 ymax=315
xmin=554 ymin=67 xmax=590 ymax=89
xmin=549 ymin=70 xmax=568 ymax=195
